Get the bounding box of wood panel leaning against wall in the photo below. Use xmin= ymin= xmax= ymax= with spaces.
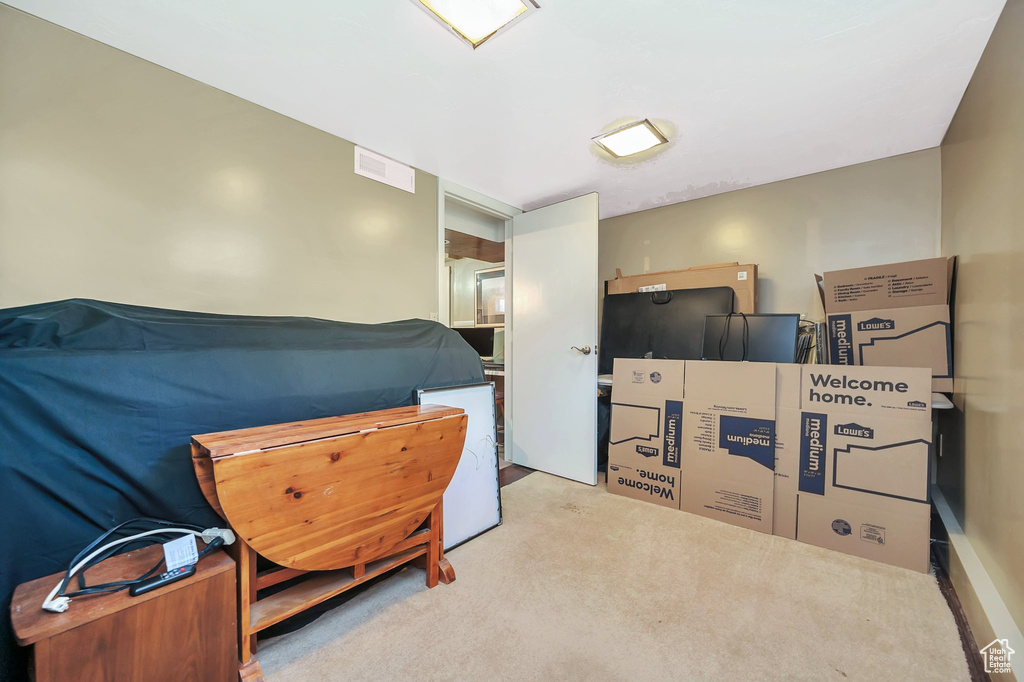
xmin=0 ymin=5 xmax=438 ymax=324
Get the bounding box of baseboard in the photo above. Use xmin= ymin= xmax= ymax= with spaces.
xmin=933 ymin=485 xmax=1022 ymax=681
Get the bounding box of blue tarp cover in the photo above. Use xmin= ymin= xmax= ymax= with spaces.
xmin=0 ymin=299 xmax=484 ymax=677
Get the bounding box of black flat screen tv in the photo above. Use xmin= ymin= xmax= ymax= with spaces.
xmin=598 ymin=287 xmax=734 ymax=374
xmin=453 ymin=327 xmax=494 ymax=357
xmin=701 ymin=313 xmax=800 ymax=363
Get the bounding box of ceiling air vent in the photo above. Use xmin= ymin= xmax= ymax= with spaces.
xmin=354 ymin=146 xmax=416 ymax=194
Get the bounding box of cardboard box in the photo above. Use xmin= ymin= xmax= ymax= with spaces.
xmin=821 ymin=257 xmax=952 ymax=313
xmin=826 ymin=305 xmax=952 ymax=392
xmin=606 ymin=263 xmax=758 ymax=314
xmin=680 ymin=361 xmax=777 ymax=533
xmin=606 ymin=359 xmax=685 ymax=510
xmin=817 ymin=258 xmax=954 ymax=392
xmin=772 ymin=364 xmax=802 ymax=540
xmin=794 ymin=410 xmax=932 ymax=573
xmin=775 ymin=365 xmax=933 ymax=572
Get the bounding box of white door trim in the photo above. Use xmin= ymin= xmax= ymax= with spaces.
xmin=437 ymin=180 xmax=521 ymax=458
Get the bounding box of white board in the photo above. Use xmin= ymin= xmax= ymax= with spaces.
xmin=417 ymin=383 xmax=501 ymax=549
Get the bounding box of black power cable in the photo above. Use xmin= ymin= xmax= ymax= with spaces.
xmin=718 ymin=312 xmax=750 ymax=361
xmin=57 ymin=518 xmax=220 ymax=600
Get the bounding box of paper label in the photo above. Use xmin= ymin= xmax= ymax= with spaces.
xmin=860 ymin=523 xmax=886 ymax=545
xmin=638 ymin=283 xmax=666 ymax=292
xmin=737 ymin=272 xmax=748 ymax=281
xmin=164 ymin=534 xmax=198 ymax=571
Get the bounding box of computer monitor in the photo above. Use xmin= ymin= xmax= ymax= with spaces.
xmin=598 ymin=286 xmax=735 ymax=374
xmin=701 ymin=313 xmax=800 ymax=363
xmin=492 ymin=328 xmax=505 ymax=363
xmin=453 ymin=327 xmax=495 ymax=358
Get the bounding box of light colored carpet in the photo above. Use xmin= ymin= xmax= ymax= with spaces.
xmin=258 ymin=473 xmax=969 ymax=681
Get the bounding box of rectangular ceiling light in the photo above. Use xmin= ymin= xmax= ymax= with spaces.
xmin=592 ymin=119 xmax=669 ymax=158
xmin=414 ymin=0 xmax=537 ymax=49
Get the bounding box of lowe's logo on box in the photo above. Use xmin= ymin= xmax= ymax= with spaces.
xmin=662 ymin=400 xmax=683 ymax=469
xmin=828 ymin=315 xmax=854 ymax=365
xmin=857 ymin=317 xmax=895 ymax=332
xmin=799 ymin=413 xmax=827 ymax=495
xmin=834 ymin=422 xmax=873 ymax=439
xmin=635 ymin=445 xmax=658 ymax=458
xmin=719 ymin=416 xmax=775 ymax=470
xmin=908 ymin=400 xmax=927 ymax=408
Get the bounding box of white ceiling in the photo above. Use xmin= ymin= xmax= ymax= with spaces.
xmin=8 ymin=0 xmax=1005 ymax=219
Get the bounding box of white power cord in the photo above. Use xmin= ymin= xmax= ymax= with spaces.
xmin=42 ymin=527 xmax=235 ymax=613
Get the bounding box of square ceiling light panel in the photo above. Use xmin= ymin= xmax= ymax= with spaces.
xmin=414 ymin=0 xmax=539 ymax=49
xmin=592 ymin=120 xmax=669 ymax=158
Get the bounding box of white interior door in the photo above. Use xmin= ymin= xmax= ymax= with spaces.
xmin=510 ymin=193 xmax=598 ymax=485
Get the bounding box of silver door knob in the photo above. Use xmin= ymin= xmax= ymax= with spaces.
xmin=571 ymin=345 xmax=592 ymax=355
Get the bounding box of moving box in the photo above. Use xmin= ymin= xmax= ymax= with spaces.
xmin=818 ymin=257 xmax=954 ymax=392
xmin=775 ymin=364 xmax=933 ymax=572
xmin=680 ymin=361 xmax=777 ymax=534
xmin=607 ymin=359 xmax=685 ymax=510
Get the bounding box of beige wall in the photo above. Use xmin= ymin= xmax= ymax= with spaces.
xmin=0 ymin=6 xmax=438 ymax=323
xmin=599 ymin=149 xmax=941 ymax=317
xmin=446 ymin=201 xmax=505 ymax=243
xmin=941 ymin=0 xmax=1024 ymax=634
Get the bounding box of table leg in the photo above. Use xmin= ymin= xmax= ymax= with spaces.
xmin=228 ymin=539 xmax=264 ymax=681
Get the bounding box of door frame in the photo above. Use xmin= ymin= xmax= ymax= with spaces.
xmin=437 ymin=180 xmax=521 ymax=458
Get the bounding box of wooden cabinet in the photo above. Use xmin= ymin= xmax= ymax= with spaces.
xmin=11 ymin=546 xmax=236 ymax=682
